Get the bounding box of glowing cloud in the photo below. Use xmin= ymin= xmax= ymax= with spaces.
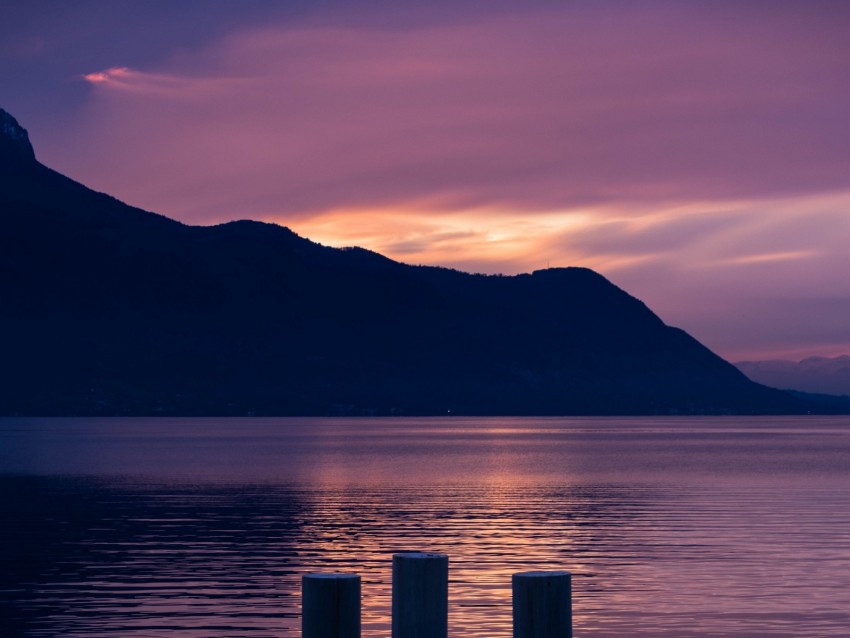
xmin=721 ymin=251 xmax=819 ymax=267
xmin=83 ymin=67 xmax=132 ymax=84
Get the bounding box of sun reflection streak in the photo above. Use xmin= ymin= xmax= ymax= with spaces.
xmin=288 ymin=420 xmax=608 ymax=637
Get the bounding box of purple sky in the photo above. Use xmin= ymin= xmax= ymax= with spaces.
xmin=3 ymin=0 xmax=850 ymax=361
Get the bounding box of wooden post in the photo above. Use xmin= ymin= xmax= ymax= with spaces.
xmin=302 ymin=573 xmax=361 ymax=638
xmin=392 ymin=552 xmax=449 ymax=638
xmin=512 ymin=571 xmax=572 ymax=638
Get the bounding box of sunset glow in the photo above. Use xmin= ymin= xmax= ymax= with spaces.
xmin=5 ymin=1 xmax=850 ymax=361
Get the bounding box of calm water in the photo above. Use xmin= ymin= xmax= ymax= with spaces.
xmin=2 ymin=417 xmax=850 ymax=637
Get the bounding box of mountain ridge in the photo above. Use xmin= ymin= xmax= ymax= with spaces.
xmin=736 ymin=356 xmax=850 ymax=397
xmin=1 ymin=108 xmax=844 ymax=416
xmin=0 ymin=108 xmax=35 ymax=161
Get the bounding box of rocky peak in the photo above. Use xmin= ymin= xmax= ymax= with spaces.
xmin=0 ymin=108 xmax=36 ymax=161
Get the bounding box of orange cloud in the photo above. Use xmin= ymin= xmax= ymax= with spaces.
xmin=83 ymin=66 xmax=132 ymax=84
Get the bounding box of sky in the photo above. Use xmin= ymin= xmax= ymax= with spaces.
xmin=3 ymin=0 xmax=849 ymax=362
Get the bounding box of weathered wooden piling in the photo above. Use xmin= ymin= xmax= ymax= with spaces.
xmin=391 ymin=552 xmax=449 ymax=638
xmin=512 ymin=571 xmax=572 ymax=638
xmin=302 ymin=573 xmax=361 ymax=638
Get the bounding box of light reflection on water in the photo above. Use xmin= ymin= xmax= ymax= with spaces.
xmin=2 ymin=417 xmax=850 ymax=637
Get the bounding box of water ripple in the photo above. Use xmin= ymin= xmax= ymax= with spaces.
xmin=2 ymin=416 xmax=850 ymax=637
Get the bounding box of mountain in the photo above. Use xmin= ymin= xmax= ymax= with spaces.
xmin=0 ymin=108 xmax=840 ymax=416
xmin=736 ymin=356 xmax=850 ymax=397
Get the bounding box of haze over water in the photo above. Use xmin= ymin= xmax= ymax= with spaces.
xmin=2 ymin=417 xmax=850 ymax=637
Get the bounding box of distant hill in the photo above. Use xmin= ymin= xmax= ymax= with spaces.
xmin=736 ymin=356 xmax=850 ymax=397
xmin=0 ymin=107 xmax=844 ymax=416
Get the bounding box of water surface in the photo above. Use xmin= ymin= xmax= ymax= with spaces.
xmin=2 ymin=417 xmax=849 ymax=637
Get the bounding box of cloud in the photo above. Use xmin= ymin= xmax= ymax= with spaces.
xmin=584 ymin=192 xmax=850 ymax=360
xmin=286 ymin=207 xmax=592 ymax=274
xmin=720 ymin=251 xmax=818 ymax=267
xmin=31 ymin=1 xmax=850 ymax=360
xmin=59 ymin=2 xmax=850 ymax=223
xmin=83 ymin=67 xmax=132 ymax=84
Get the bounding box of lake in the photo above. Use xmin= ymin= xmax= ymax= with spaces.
xmin=2 ymin=416 xmax=849 ymax=637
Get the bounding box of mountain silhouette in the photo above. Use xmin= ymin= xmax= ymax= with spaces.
xmin=0 ymin=108 xmax=840 ymax=415
xmin=736 ymin=356 xmax=850 ymax=397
